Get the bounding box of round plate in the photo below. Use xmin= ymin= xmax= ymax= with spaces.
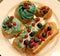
xmin=4 ymin=1 xmax=60 ymax=56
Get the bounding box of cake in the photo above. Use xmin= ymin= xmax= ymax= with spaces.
xmin=2 ymin=16 xmax=25 ymax=38
xmin=14 ymin=1 xmax=36 ymax=24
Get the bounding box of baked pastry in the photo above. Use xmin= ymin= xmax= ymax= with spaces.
xmin=12 ymin=17 xmax=46 ymax=52
xmin=2 ymin=16 xmax=25 ymax=38
xmin=36 ymin=4 xmax=52 ymax=19
xmin=14 ymin=1 xmax=36 ymax=24
xmin=26 ymin=22 xmax=59 ymax=54
xmin=13 ymin=22 xmax=58 ymax=55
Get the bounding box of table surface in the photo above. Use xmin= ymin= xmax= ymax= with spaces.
xmin=0 ymin=0 xmax=60 ymax=56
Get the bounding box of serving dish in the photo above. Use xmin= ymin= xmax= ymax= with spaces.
xmin=1 ymin=1 xmax=60 ymax=56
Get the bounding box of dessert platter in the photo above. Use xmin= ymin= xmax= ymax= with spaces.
xmin=1 ymin=0 xmax=60 ymax=56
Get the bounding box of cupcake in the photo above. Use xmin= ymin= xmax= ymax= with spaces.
xmin=14 ymin=1 xmax=36 ymax=24
xmin=2 ymin=16 xmax=25 ymax=38
xmin=36 ymin=4 xmax=52 ymax=19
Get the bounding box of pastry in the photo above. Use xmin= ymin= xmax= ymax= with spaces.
xmin=13 ymin=22 xmax=58 ymax=54
xmin=36 ymin=4 xmax=52 ymax=19
xmin=26 ymin=22 xmax=59 ymax=54
xmin=14 ymin=1 xmax=36 ymax=24
xmin=12 ymin=17 xmax=46 ymax=52
xmin=2 ymin=16 xmax=25 ymax=38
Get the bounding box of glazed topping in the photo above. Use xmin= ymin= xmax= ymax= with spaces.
xmin=37 ymin=23 xmax=42 ymax=28
xmin=13 ymin=22 xmax=16 ymax=26
xmin=44 ymin=29 xmax=48 ymax=33
xmin=24 ymin=40 xmax=30 ymax=45
xmin=25 ymin=34 xmax=28 ymax=38
xmin=42 ymin=6 xmax=50 ymax=10
xmin=19 ymin=39 xmax=23 ymax=43
xmin=36 ymin=17 xmax=40 ymax=22
xmin=42 ymin=32 xmax=47 ymax=38
xmin=33 ymin=42 xmax=37 ymax=46
xmin=38 ymin=34 xmax=45 ymax=41
xmin=32 ymin=23 xmax=35 ymax=26
xmin=29 ymin=32 xmax=35 ymax=37
xmin=28 ymin=43 xmax=33 ymax=48
xmin=16 ymin=17 xmax=46 ymax=48
xmin=27 ymin=29 xmax=31 ymax=33
xmin=5 ymin=16 xmax=15 ymax=28
xmin=17 ymin=1 xmax=36 ymax=20
xmin=48 ymin=31 xmax=52 ymax=35
xmin=34 ymin=38 xmax=39 ymax=43
xmin=23 ymin=2 xmax=31 ymax=10
xmin=30 ymin=39 xmax=34 ymax=43
xmin=47 ymin=26 xmax=52 ymax=31
xmin=43 ymin=9 xmax=48 ymax=14
xmin=40 ymin=6 xmax=50 ymax=16
xmin=10 ymin=16 xmax=14 ymax=20
xmin=8 ymin=23 xmax=12 ymax=28
xmin=2 ymin=16 xmax=22 ymax=34
xmin=6 ymin=20 xmax=9 ymax=25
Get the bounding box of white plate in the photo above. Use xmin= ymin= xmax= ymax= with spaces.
xmin=3 ymin=1 xmax=60 ymax=56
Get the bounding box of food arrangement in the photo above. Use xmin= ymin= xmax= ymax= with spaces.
xmin=2 ymin=0 xmax=59 ymax=55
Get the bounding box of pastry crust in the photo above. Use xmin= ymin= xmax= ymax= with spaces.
xmin=2 ymin=24 xmax=25 ymax=38
xmin=12 ymin=38 xmax=26 ymax=53
xmin=14 ymin=4 xmax=33 ymax=24
xmin=26 ymin=22 xmax=59 ymax=54
xmin=36 ymin=4 xmax=52 ymax=19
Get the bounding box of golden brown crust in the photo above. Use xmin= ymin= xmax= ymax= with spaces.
xmin=2 ymin=24 xmax=25 ymax=38
xmin=35 ymin=4 xmax=52 ymax=19
xmin=14 ymin=4 xmax=33 ymax=24
xmin=12 ymin=38 xmax=25 ymax=53
xmin=26 ymin=22 xmax=59 ymax=54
